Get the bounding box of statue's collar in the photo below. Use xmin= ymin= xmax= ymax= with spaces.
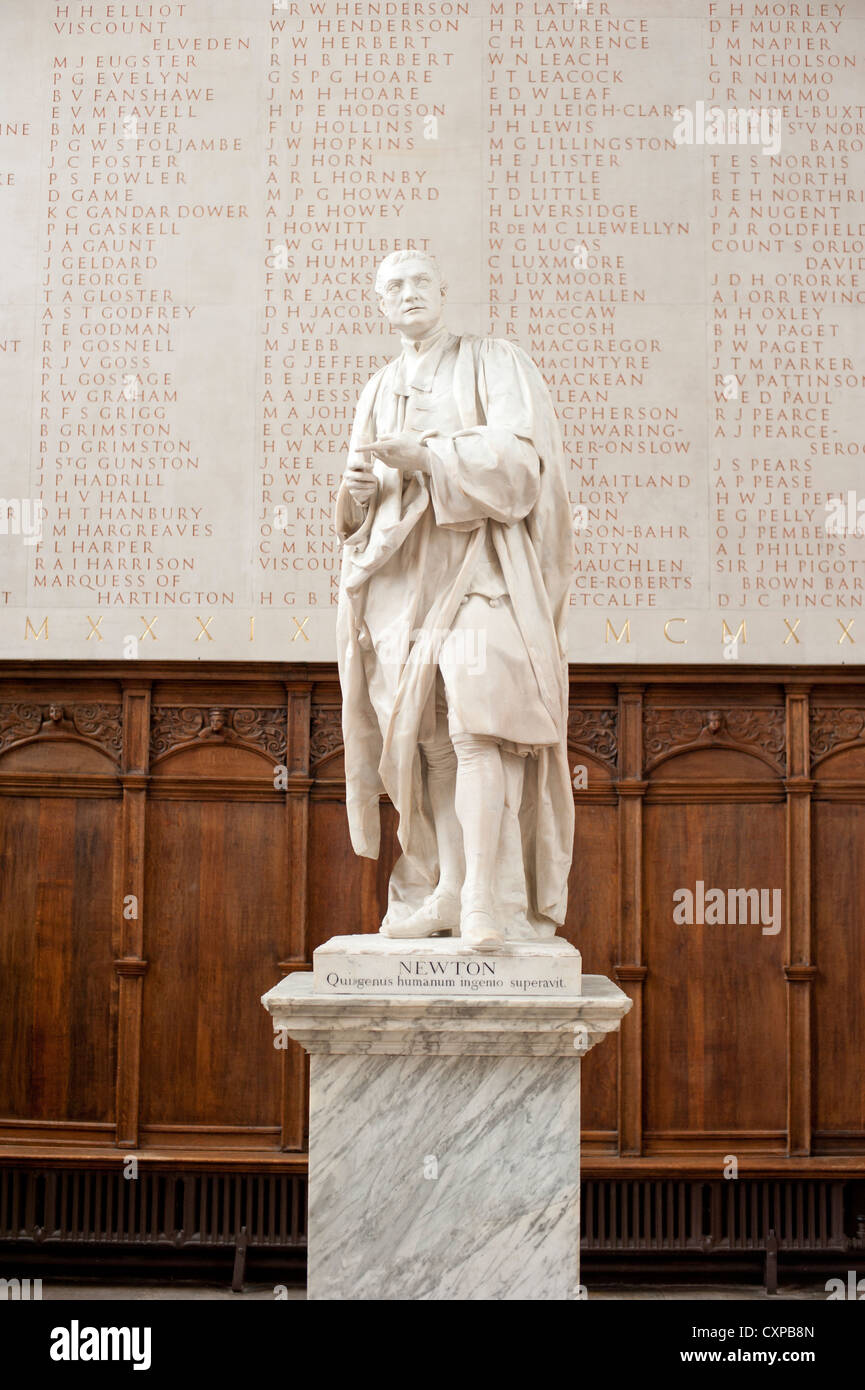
xmin=393 ymin=325 xmax=455 ymax=394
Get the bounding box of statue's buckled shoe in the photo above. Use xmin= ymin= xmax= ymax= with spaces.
xmin=460 ymin=909 xmax=504 ymax=953
xmin=380 ymin=891 xmax=460 ymax=939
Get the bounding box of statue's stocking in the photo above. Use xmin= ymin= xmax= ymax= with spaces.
xmin=420 ymin=717 xmax=464 ymax=901
xmin=452 ymin=733 xmax=505 ymax=915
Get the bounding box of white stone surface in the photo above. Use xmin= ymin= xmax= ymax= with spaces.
xmin=307 ymin=1050 xmax=581 ymax=1300
xmin=262 ymin=971 xmax=629 ymax=1057
xmin=261 ymin=967 xmax=631 ymax=1300
xmin=313 ymin=933 xmax=582 ymax=997
xmin=4 ymin=6 xmax=864 ymax=665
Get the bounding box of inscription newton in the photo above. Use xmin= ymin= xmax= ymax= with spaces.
xmin=398 ymin=960 xmax=497 ymax=976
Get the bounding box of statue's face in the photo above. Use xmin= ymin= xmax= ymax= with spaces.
xmin=377 ymin=257 xmax=444 ymax=340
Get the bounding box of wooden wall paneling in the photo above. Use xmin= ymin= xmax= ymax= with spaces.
xmin=307 ymin=800 xmax=364 ymax=954
xmin=139 ymin=688 xmax=289 ymax=1150
xmin=567 ymin=692 xmax=620 ymax=1150
xmin=614 ymin=685 xmax=646 ymax=1156
xmin=0 ymin=795 xmax=57 ymax=1127
xmin=30 ymin=797 xmax=79 ymax=1123
xmin=643 ymin=799 xmax=788 ymax=1148
xmin=66 ymin=789 xmax=120 ymax=1127
xmin=308 ymin=689 xmax=354 ymax=956
xmin=114 ymin=683 xmax=150 ymax=1149
xmin=0 ymin=692 xmax=122 ymax=1142
xmin=810 ymin=699 xmax=865 ymax=1149
xmin=279 ymin=681 xmax=312 ymax=1151
xmin=2 ymin=662 xmax=865 ymax=1188
xmin=282 ymin=681 xmax=312 ymax=966
xmin=784 ymin=685 xmax=816 ymax=1156
xmin=641 ymin=699 xmax=788 ymax=1153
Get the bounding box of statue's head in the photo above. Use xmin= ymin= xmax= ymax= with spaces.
xmin=374 ymin=249 xmax=446 ymax=342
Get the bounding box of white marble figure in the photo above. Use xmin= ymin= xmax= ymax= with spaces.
xmin=334 ymin=250 xmax=575 ymax=951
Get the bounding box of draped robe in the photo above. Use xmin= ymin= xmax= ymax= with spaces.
xmin=334 ymin=332 xmax=575 ymax=938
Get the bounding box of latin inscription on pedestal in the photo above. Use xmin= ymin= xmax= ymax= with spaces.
xmin=313 ymin=935 xmax=582 ymax=996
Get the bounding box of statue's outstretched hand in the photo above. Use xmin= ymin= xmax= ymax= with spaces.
xmin=343 ymin=455 xmax=378 ymax=504
xmin=355 ymin=434 xmax=430 ymax=474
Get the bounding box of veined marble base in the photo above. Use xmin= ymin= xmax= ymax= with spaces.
xmin=262 ymin=943 xmax=631 ymax=1301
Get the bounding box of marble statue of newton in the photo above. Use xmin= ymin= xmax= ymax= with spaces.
xmin=334 ymin=249 xmax=575 ymax=952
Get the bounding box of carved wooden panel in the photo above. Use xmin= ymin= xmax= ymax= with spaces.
xmin=567 ymin=707 xmax=618 ymax=774
xmin=150 ymin=705 xmax=286 ymax=762
xmin=309 ymin=705 xmax=343 ymax=770
xmin=0 ymin=701 xmax=122 ymax=761
xmin=644 ymin=707 xmax=786 ymax=774
xmin=810 ymin=706 xmax=865 ymax=767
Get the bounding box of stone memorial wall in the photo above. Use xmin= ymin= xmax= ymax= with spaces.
xmin=1 ymin=0 xmax=863 ymax=661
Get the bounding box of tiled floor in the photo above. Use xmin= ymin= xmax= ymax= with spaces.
xmin=36 ymin=1281 xmax=832 ymax=1301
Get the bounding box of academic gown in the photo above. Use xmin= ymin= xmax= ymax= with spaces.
xmin=334 ymin=331 xmax=575 ymax=937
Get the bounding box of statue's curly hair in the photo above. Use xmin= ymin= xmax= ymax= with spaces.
xmin=374 ymin=248 xmax=446 ymax=297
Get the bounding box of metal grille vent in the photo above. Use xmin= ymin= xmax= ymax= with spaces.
xmin=583 ymin=1179 xmax=700 ymax=1251
xmin=582 ymin=1177 xmax=846 ymax=1254
xmin=0 ymin=1168 xmax=306 ymax=1249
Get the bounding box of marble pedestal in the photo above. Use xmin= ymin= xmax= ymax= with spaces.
xmin=262 ymin=936 xmax=631 ymax=1301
